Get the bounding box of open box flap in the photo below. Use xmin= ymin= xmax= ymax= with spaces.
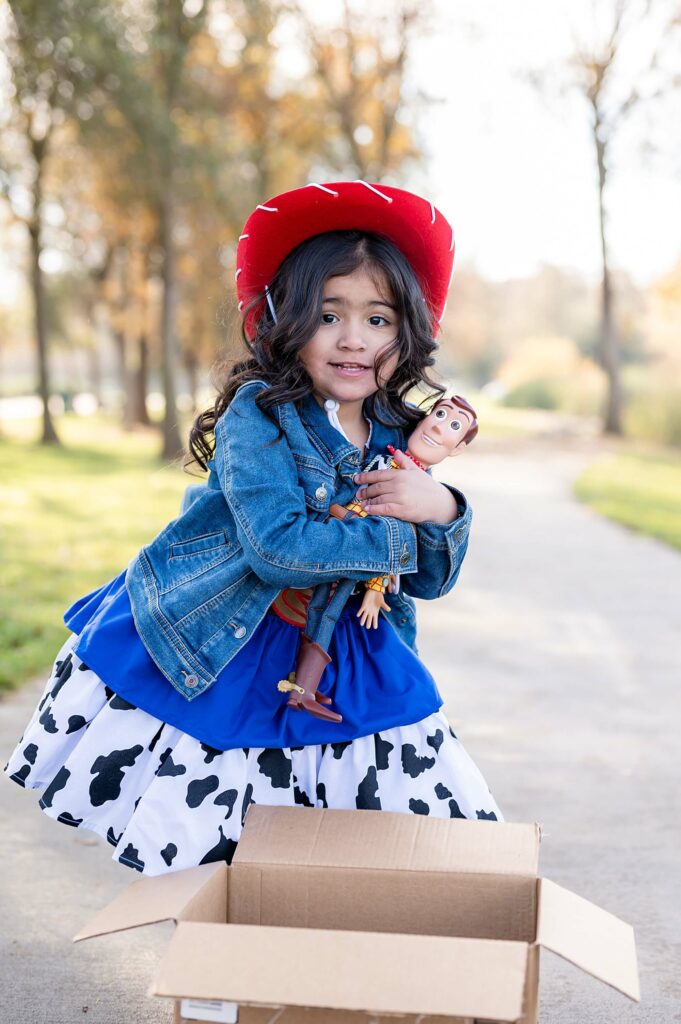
xmin=236 ymin=805 xmax=541 ymax=877
xmin=73 ymin=862 xmax=227 ymax=942
xmin=536 ymin=878 xmax=640 ymax=1001
xmin=149 ymin=921 xmax=530 ymax=1022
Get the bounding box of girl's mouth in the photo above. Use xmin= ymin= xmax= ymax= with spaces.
xmin=329 ymin=363 xmax=371 ymax=377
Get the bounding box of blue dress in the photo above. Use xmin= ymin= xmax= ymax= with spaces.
xmin=63 ymin=570 xmax=444 ymax=750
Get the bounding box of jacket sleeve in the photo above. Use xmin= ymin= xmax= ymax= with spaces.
xmin=213 ymin=382 xmax=418 ymax=589
xmin=399 ymin=474 xmax=473 ymax=600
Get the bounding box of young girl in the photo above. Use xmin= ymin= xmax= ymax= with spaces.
xmin=4 ymin=180 xmax=502 ymax=876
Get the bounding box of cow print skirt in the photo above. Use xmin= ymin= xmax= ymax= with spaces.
xmin=4 ymin=635 xmax=503 ymax=876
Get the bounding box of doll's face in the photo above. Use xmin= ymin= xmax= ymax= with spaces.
xmin=407 ymin=401 xmax=474 ymax=466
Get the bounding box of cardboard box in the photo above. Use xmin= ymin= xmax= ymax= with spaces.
xmin=74 ymin=806 xmax=639 ymax=1023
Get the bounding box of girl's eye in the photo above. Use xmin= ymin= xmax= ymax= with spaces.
xmin=368 ymin=315 xmax=390 ymax=327
xmin=450 ymin=419 xmax=462 ymax=431
xmin=434 ymin=408 xmax=447 ymax=420
xmin=321 ymin=312 xmax=339 ymax=324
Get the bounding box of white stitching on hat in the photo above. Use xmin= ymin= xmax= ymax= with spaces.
xmin=438 ymin=300 xmax=448 ymax=324
xmin=427 ymin=200 xmax=435 ymax=224
xmin=448 ymin=264 xmax=455 ymax=287
xmin=235 ymin=268 xmax=242 ymax=280
xmin=449 ymin=229 xmax=455 ymax=252
xmin=257 ymin=204 xmax=279 ymax=212
xmin=265 ymin=284 xmax=278 ymax=324
xmin=352 ymin=180 xmax=393 ymax=203
xmin=238 ymin=300 xmax=244 ymax=311
xmin=306 ymin=182 xmax=339 ymax=196
xmin=238 ymin=233 xmax=249 ymax=240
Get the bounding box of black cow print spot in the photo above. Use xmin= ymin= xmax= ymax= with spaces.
xmin=78 ymin=660 xmax=90 ymax=671
xmin=66 ymin=715 xmax=87 ymax=734
xmin=257 ymin=749 xmax=292 ymax=789
xmin=290 ymin=746 xmax=305 ymax=752
xmin=401 ymin=745 xmax=435 ymax=779
xmin=243 ymin=748 xmax=250 ymax=758
xmin=426 ymin=729 xmax=444 ymax=754
xmin=356 ymin=766 xmax=381 ymax=810
xmin=374 ymin=733 xmax=394 ymax=771
xmin=186 ymin=776 xmax=220 ymax=808
xmin=89 ymin=745 xmax=144 ymax=806
xmin=39 ymin=708 xmax=58 ymax=734
xmin=156 ymin=752 xmax=187 ymax=778
xmin=331 ymin=741 xmax=352 ymax=761
xmin=448 ymin=725 xmax=458 ymax=740
xmin=103 ymin=686 xmax=115 ymax=700
xmin=57 ymin=811 xmax=83 ymax=827
xmin=23 ymin=743 xmax=38 ymax=765
xmin=316 ymin=782 xmax=328 ymax=808
xmin=294 ymin=782 xmax=313 ymax=807
xmin=214 ymin=789 xmax=238 ymax=819
xmin=200 ymin=743 xmax=221 ymax=764
xmin=10 ymin=764 xmax=30 ymax=786
xmin=409 ymin=798 xmax=430 ymax=816
xmin=148 ymin=725 xmax=163 ymax=752
xmin=51 ymin=655 xmax=73 ymax=698
xmin=435 ymin=782 xmax=453 ymax=800
xmin=40 ymin=766 xmax=71 ymax=808
xmin=38 ymin=693 xmax=50 ymax=712
xmin=161 ymin=843 xmax=178 ymax=866
xmin=241 ymin=782 xmax=255 ymax=824
xmin=107 ymin=826 xmax=122 ymax=847
xmin=109 ymin=694 xmax=137 ymax=711
xmin=119 ymin=842 xmax=145 ymax=872
xmin=476 ymin=810 xmax=498 ymax=821
xmin=200 ymin=825 xmax=238 ymax=866
xmin=449 ymin=798 xmax=465 ymax=819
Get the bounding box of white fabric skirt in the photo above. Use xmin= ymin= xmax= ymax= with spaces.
xmin=4 ymin=635 xmax=503 ymax=876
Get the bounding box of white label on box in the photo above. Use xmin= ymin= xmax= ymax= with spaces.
xmin=180 ymin=997 xmax=239 ymax=1023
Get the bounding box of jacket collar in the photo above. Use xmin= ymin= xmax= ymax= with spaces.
xmin=298 ymin=391 xmax=405 ymax=468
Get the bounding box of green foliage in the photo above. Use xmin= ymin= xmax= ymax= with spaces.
xmin=0 ymin=415 xmax=190 ymax=692
xmin=575 ymin=450 xmax=681 ymax=552
xmin=502 ymin=379 xmax=558 ymax=410
xmin=625 ymin=388 xmax=681 ymax=449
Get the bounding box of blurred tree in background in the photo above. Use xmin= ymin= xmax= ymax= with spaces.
xmin=0 ymin=0 xmax=430 ymax=456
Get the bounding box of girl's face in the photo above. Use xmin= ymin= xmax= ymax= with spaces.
xmin=298 ymin=265 xmax=401 ymax=409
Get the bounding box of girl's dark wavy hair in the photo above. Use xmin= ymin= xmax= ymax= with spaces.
xmin=186 ymin=230 xmax=446 ymax=473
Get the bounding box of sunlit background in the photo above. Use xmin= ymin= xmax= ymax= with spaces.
xmin=1 ymin=0 xmax=680 ymax=686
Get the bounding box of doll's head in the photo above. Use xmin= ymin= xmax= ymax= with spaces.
xmin=407 ymin=395 xmax=478 ymax=467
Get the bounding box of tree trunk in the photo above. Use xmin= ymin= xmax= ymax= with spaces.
xmin=132 ymin=334 xmax=151 ymax=426
xmin=29 ymin=158 xmax=59 ymax=444
xmin=595 ymin=130 xmax=623 ymax=435
xmin=159 ymin=186 xmax=184 ymax=460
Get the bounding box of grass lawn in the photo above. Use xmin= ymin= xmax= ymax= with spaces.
xmin=575 ymin=448 xmax=681 ymax=553
xmin=0 ymin=414 xmax=193 ymax=693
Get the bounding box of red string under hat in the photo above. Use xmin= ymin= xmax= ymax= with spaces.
xmin=234 ymin=180 xmax=455 ymax=341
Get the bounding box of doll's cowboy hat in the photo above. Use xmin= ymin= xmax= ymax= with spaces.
xmin=235 ymin=180 xmax=455 ymax=339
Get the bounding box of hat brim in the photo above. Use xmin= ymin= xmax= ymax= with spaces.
xmin=235 ymin=181 xmax=454 ymax=339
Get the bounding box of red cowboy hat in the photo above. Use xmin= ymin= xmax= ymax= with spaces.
xmin=235 ymin=180 xmax=455 ymax=340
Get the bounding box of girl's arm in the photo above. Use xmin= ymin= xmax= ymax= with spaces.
xmin=213 ymin=382 xmax=419 ymax=590
xmin=399 ymin=481 xmax=472 ymax=600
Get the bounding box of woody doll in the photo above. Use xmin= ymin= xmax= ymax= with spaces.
xmin=277 ymin=393 xmax=478 ymax=722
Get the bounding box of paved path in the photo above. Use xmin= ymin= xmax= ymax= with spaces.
xmin=1 ymin=436 xmax=679 ymax=1022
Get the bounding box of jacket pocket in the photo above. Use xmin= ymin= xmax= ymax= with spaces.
xmin=169 ymin=531 xmax=230 ymax=559
xmin=293 ymin=455 xmax=335 ymax=513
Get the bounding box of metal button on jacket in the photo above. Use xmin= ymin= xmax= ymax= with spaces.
xmin=399 ymin=551 xmax=410 ymax=567
xmin=315 ymin=484 xmax=327 ymax=501
xmin=184 ymin=674 xmax=198 ymax=688
xmin=233 ymin=625 xmax=246 ymax=639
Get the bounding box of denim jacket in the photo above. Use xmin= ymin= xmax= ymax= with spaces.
xmin=125 ymin=380 xmax=472 ymax=700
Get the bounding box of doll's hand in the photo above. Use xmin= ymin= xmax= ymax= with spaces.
xmin=354 ymin=449 xmax=459 ymax=525
xmin=356 ymin=589 xmax=391 ymax=629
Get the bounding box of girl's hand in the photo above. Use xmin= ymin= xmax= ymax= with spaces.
xmin=354 ymin=449 xmax=459 ymax=524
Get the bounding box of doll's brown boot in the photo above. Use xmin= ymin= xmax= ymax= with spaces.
xmin=277 ymin=633 xmax=342 ymax=723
